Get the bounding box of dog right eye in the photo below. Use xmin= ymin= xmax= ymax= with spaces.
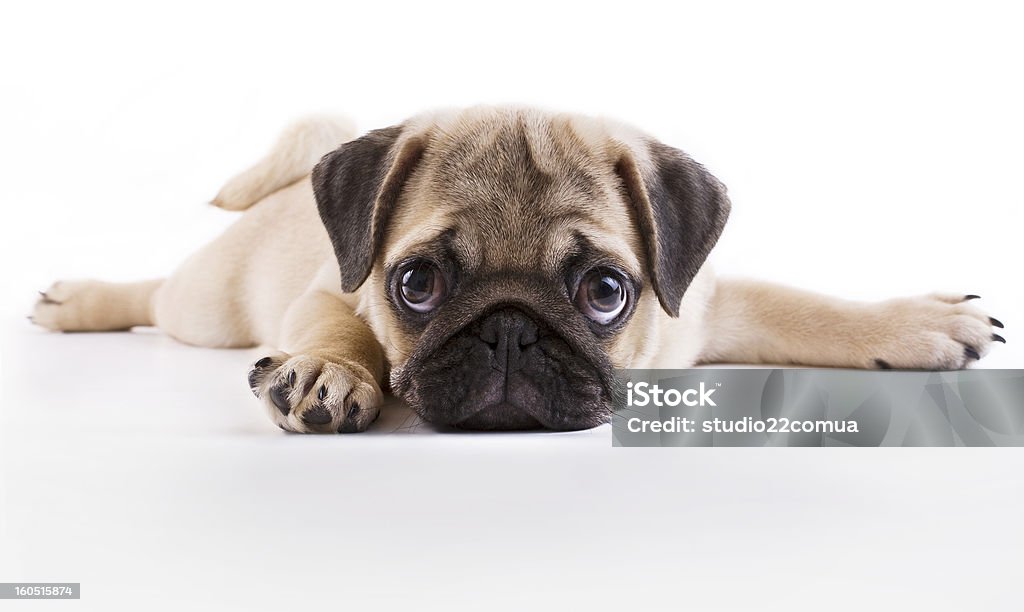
xmin=574 ymin=268 xmax=629 ymax=325
xmin=399 ymin=261 xmax=447 ymax=313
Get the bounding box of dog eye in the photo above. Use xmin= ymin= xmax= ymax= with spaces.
xmin=399 ymin=261 xmax=447 ymax=313
xmin=575 ymin=269 xmax=628 ymax=324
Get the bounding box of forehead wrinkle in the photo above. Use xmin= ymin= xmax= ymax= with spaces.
xmin=538 ymin=221 xmax=581 ymax=272
xmin=383 ymin=227 xmax=452 ymax=268
xmin=569 ymin=222 xmax=643 ymax=278
xmin=453 ymin=206 xmax=588 ymax=271
xmin=430 ymin=113 xmax=603 ymax=213
xmin=382 ymin=202 xmax=454 ymax=268
xmin=388 ymin=107 xmax=643 ymax=278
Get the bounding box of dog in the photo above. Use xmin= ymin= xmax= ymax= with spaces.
xmin=31 ymin=106 xmax=1005 ymax=432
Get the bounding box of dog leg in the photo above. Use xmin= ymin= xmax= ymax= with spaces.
xmin=700 ymin=278 xmax=1004 ymax=369
xmin=246 ymin=288 xmax=385 ymax=434
xmin=31 ymin=279 xmax=163 ymax=332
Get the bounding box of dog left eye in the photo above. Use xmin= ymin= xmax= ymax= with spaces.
xmin=575 ymin=269 xmax=628 ymax=325
xmin=399 ymin=261 xmax=447 ymax=313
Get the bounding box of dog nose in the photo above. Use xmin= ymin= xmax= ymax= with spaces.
xmin=478 ymin=308 xmax=539 ymax=370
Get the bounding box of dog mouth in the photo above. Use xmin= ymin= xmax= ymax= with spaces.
xmin=391 ymin=306 xmax=616 ymax=431
xmin=451 ymin=403 xmax=544 ymax=430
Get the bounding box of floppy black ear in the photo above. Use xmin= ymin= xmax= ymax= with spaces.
xmin=616 ymin=140 xmax=731 ymax=317
xmin=311 ymin=125 xmax=426 ymax=292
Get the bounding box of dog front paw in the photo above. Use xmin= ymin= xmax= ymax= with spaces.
xmin=868 ymin=293 xmax=1004 ymax=370
xmin=247 ymin=353 xmax=383 ymax=433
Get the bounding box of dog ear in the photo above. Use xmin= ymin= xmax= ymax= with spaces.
xmin=615 ymin=140 xmax=731 ymax=317
xmin=311 ymin=125 xmax=427 ymax=292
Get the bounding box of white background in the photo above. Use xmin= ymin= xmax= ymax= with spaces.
xmin=1 ymin=1 xmax=1022 ymax=610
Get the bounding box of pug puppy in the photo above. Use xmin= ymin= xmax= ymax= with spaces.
xmin=31 ymin=107 xmax=1004 ymax=432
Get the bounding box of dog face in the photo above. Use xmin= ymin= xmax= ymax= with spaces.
xmin=311 ymin=107 xmax=730 ymax=430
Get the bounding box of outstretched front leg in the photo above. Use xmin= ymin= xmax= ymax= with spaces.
xmin=700 ymin=278 xmax=1005 ymax=370
xmin=248 ymin=287 xmax=385 ymax=433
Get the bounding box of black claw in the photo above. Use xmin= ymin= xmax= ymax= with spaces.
xmin=337 ymin=403 xmax=364 ymax=434
xmin=317 ymin=385 xmax=327 ymax=401
xmin=37 ymin=291 xmax=60 ymax=305
xmin=964 ymin=346 xmax=981 ymax=361
xmin=990 ymin=317 xmax=1004 ymax=329
xmin=248 ymin=358 xmax=276 ymax=395
xmin=247 ymin=369 xmax=262 ymax=395
xmin=993 ymin=334 xmax=1006 ymax=344
xmin=874 ymin=359 xmax=893 ymax=370
xmin=287 ymin=370 xmax=296 ymax=386
xmin=270 ymin=384 xmax=291 ymax=416
xmin=964 ymin=294 xmax=981 ymax=301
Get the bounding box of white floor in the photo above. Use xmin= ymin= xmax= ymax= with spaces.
xmin=1 ymin=320 xmax=1022 ymax=611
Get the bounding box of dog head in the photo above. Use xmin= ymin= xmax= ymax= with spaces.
xmin=311 ymin=107 xmax=729 ymax=430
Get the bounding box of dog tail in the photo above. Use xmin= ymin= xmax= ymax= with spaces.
xmin=210 ymin=115 xmax=358 ymax=211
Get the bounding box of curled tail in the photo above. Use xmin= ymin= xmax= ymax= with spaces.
xmin=210 ymin=115 xmax=358 ymax=211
